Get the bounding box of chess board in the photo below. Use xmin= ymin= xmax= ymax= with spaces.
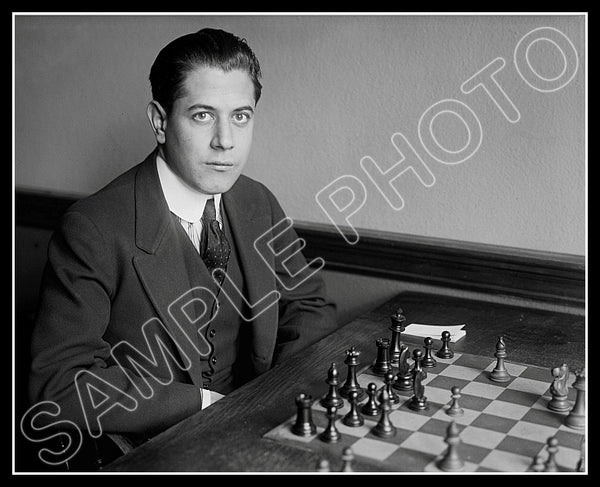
xmin=263 ymin=352 xmax=585 ymax=472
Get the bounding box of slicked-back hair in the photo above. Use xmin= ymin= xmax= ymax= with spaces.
xmin=149 ymin=28 xmax=262 ymax=114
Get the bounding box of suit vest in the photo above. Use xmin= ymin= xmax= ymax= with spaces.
xmin=171 ymin=202 xmax=252 ymax=395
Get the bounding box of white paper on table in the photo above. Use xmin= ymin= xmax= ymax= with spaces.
xmin=404 ymin=323 xmax=466 ymax=343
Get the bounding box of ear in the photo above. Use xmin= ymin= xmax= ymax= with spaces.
xmin=146 ymin=100 xmax=167 ymax=144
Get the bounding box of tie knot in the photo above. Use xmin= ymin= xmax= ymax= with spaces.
xmin=202 ymin=198 xmax=217 ymax=223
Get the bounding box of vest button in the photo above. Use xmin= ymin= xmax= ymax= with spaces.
xmin=209 ymin=329 xmax=216 ymax=338
xmin=211 ymin=356 xmax=217 ymax=365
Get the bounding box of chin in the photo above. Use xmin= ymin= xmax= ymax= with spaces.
xmin=196 ymin=174 xmax=241 ymax=195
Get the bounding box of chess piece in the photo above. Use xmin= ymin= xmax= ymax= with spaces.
xmin=529 ymin=454 xmax=545 ymax=472
xmin=361 ymin=383 xmax=381 ymax=416
xmin=564 ymin=368 xmax=585 ymax=430
xmin=389 ymin=308 xmax=406 ymax=366
xmin=411 ymin=348 xmax=427 ymax=380
xmin=372 ymin=337 xmax=392 ymax=376
xmin=422 ymin=336 xmax=437 ymax=368
xmin=548 ymin=363 xmax=570 ymax=412
xmin=340 ymin=447 xmax=354 ymax=472
xmin=437 ymin=421 xmax=464 ymax=471
xmin=392 ymin=345 xmax=412 ymax=391
xmin=316 ymin=459 xmax=330 ymax=472
xmin=339 ymin=347 xmax=366 ymax=401
xmin=372 ymin=388 xmax=396 ymax=438
xmin=408 ymin=361 xmax=428 ymax=411
xmin=319 ymin=405 xmax=341 ymax=443
xmin=342 ymin=390 xmax=364 ymax=427
xmin=291 ymin=393 xmax=316 ymax=436
xmin=543 ymin=436 xmax=559 ymax=472
xmin=489 ymin=336 xmax=511 ymax=383
xmin=320 ymin=362 xmax=344 ymax=410
xmin=384 ymin=370 xmax=400 ymax=404
xmin=446 ymin=386 xmax=464 ymax=417
xmin=436 ymin=330 xmax=454 ymax=359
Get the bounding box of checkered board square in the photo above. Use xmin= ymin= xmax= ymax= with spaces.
xmin=263 ymin=352 xmax=585 ymax=472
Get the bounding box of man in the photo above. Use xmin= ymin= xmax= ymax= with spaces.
xmin=28 ymin=28 xmax=338 ymax=461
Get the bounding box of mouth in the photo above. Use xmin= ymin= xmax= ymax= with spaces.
xmin=205 ymin=161 xmax=235 ymax=171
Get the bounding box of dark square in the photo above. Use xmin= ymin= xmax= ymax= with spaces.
xmin=365 ymin=426 xmax=413 ymax=446
xmin=473 ymin=371 xmax=515 ymax=388
xmin=521 ymin=408 xmax=565 ymax=429
xmin=396 ymin=397 xmax=444 ymax=417
xmin=555 ymin=430 xmax=585 ymax=450
xmin=519 ymin=364 xmax=552 ymax=382
xmin=456 ymin=393 xmax=493 ymax=411
xmin=458 ymin=443 xmax=494 ymax=464
xmin=427 ymin=374 xmax=471 ymax=391
xmin=497 ymin=435 xmax=545 ymax=458
xmin=476 ymin=466 xmax=497 ymax=472
xmin=419 ymin=418 xmax=466 ymax=437
xmin=307 ymin=431 xmax=363 ymax=456
xmin=423 ymin=361 xmax=450 ymax=375
xmin=471 ymin=413 xmax=518 ymax=433
xmin=386 ymin=446 xmax=437 ymax=472
xmin=454 ymin=353 xmax=495 ymax=370
xmin=497 ymin=388 xmax=541 ymax=407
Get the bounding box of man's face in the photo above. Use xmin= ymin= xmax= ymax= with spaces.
xmin=160 ymin=66 xmax=256 ymax=194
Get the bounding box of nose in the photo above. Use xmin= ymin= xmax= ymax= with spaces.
xmin=211 ymin=119 xmax=234 ymax=151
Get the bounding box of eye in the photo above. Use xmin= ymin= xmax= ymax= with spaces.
xmin=192 ymin=111 xmax=213 ymax=123
xmin=232 ymin=112 xmax=251 ymax=125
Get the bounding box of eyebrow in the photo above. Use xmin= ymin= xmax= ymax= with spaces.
xmin=187 ymin=104 xmax=254 ymax=113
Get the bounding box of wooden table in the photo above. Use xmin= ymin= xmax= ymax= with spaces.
xmin=105 ymin=292 xmax=585 ymax=472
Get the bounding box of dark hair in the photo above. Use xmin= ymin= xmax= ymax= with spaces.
xmin=149 ymin=28 xmax=262 ymax=114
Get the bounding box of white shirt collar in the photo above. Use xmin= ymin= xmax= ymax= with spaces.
xmin=156 ymin=151 xmax=222 ymax=224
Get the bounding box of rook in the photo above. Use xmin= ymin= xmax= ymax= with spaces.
xmin=372 ymin=337 xmax=392 ymax=376
xmin=291 ymin=393 xmax=316 ymax=437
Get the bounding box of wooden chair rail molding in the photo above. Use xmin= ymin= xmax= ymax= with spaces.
xmin=16 ymin=188 xmax=585 ymax=308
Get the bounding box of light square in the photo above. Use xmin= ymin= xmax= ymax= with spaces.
xmin=507 ymin=421 xmax=560 ymax=443
xmin=483 ymin=362 xmax=527 ymax=377
xmin=336 ymin=420 xmax=375 ymax=438
xmin=423 ymin=386 xmax=454 ymax=405
xmin=507 ymin=377 xmax=551 ymax=396
xmin=460 ymin=426 xmax=506 ymax=449
xmin=479 ymin=449 xmax=532 ymax=472
xmin=351 ymin=436 xmax=400 ymax=461
xmin=440 ymin=364 xmax=482 ymax=381
xmin=432 ymin=407 xmax=481 ymax=426
xmin=424 ymin=460 xmax=479 ymax=472
xmin=274 ymin=421 xmax=323 ymax=443
xmin=388 ymin=409 xmax=431 ymax=430
xmin=399 ymin=431 xmax=447 ymax=456
xmin=461 ymin=381 xmax=505 ymax=400
xmin=482 ymin=400 xmax=530 ymax=420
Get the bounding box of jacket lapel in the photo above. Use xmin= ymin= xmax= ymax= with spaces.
xmin=131 ymin=151 xmax=210 ymax=388
xmin=223 ymin=181 xmax=279 ymax=371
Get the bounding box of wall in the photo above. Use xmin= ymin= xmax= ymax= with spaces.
xmin=15 ymin=14 xmax=585 ymax=255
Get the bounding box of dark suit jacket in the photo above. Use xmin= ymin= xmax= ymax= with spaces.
xmin=29 ymin=149 xmax=338 ymax=439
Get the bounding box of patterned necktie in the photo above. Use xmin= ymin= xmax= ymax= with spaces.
xmin=200 ymin=198 xmax=231 ymax=284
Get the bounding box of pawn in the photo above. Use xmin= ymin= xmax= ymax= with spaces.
xmin=529 ymin=454 xmax=546 ymax=472
xmin=436 ymin=421 xmax=464 ymax=472
xmin=384 ymin=370 xmax=400 ymax=404
xmin=372 ymin=388 xmax=396 ymax=438
xmin=316 ymin=459 xmax=330 ymax=472
xmin=319 ymin=405 xmax=341 ymax=443
xmin=342 ymin=390 xmax=364 ymax=427
xmin=422 ymin=337 xmax=437 ymax=368
xmin=361 ymin=383 xmax=380 ymax=416
xmin=543 ymin=436 xmax=559 ymax=472
xmin=340 ymin=447 xmax=354 ymax=472
xmin=446 ymin=386 xmax=464 ymax=417
xmin=489 ymin=336 xmax=511 ymax=383
xmin=320 ymin=362 xmax=344 ymax=410
xmin=436 ymin=331 xmax=454 ymax=359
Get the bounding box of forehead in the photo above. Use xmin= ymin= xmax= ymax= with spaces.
xmin=178 ymin=66 xmax=255 ymax=109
